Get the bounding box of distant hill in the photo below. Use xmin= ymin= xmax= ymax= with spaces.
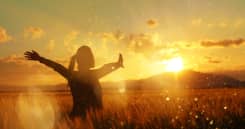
xmin=215 ymin=70 xmax=245 ymax=81
xmin=173 ymin=70 xmax=245 ymax=88
xmin=102 ymin=70 xmax=245 ymax=90
xmin=0 ymin=70 xmax=244 ymax=92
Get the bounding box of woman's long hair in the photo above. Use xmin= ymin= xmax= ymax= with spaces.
xmin=68 ymin=45 xmax=95 ymax=72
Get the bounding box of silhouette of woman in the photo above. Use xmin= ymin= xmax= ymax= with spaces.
xmin=24 ymin=46 xmax=123 ymax=119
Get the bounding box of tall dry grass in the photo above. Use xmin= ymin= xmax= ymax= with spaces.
xmin=0 ymin=88 xmax=244 ymax=129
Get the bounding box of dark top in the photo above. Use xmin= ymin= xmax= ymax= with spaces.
xmin=38 ymin=57 xmax=120 ymax=117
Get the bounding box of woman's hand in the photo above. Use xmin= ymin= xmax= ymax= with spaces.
xmin=117 ymin=53 xmax=124 ymax=68
xmin=24 ymin=50 xmax=41 ymax=61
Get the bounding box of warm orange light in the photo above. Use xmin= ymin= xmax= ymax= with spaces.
xmin=118 ymin=86 xmax=126 ymax=93
xmin=164 ymin=57 xmax=184 ymax=72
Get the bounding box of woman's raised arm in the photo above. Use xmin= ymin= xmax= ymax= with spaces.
xmin=94 ymin=53 xmax=124 ymax=79
xmin=24 ymin=50 xmax=71 ymax=79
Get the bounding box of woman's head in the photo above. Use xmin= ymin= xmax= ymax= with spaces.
xmin=75 ymin=45 xmax=95 ymax=71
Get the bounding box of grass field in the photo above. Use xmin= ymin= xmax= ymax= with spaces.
xmin=0 ymin=88 xmax=244 ymax=129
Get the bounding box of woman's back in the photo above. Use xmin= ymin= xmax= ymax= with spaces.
xmin=69 ymin=70 xmax=102 ymax=117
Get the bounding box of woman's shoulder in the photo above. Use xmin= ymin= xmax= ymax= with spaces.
xmin=90 ymin=69 xmax=99 ymax=77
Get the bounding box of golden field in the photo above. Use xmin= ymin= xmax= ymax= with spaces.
xmin=0 ymin=88 xmax=244 ymax=129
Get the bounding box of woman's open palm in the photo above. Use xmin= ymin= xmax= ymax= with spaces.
xmin=24 ymin=50 xmax=41 ymax=61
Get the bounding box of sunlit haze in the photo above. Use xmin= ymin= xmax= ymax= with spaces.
xmin=1 ymin=0 xmax=245 ymax=86
xmin=0 ymin=1 xmax=244 ymax=129
xmin=164 ymin=57 xmax=184 ymax=72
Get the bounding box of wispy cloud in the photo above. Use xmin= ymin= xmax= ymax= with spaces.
xmin=0 ymin=26 xmax=12 ymax=43
xmin=147 ymin=19 xmax=158 ymax=28
xmin=63 ymin=30 xmax=80 ymax=54
xmin=0 ymin=54 xmax=68 ymax=86
xmin=98 ymin=31 xmax=163 ymax=57
xmin=98 ymin=30 xmax=125 ymax=43
xmin=191 ymin=18 xmax=245 ymax=29
xmin=64 ymin=30 xmax=79 ymax=46
xmin=0 ymin=54 xmax=34 ymax=85
xmin=24 ymin=26 xmax=45 ymax=40
xmin=201 ymin=38 xmax=245 ymax=47
xmin=87 ymin=31 xmax=179 ymax=58
xmin=0 ymin=54 xmax=25 ymax=64
xmin=204 ymin=56 xmax=222 ymax=64
xmin=125 ymin=33 xmax=160 ymax=54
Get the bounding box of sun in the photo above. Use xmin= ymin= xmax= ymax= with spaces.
xmin=164 ymin=57 xmax=184 ymax=72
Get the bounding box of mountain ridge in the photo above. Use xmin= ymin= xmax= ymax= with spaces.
xmin=102 ymin=70 xmax=245 ymax=90
xmin=0 ymin=70 xmax=244 ymax=91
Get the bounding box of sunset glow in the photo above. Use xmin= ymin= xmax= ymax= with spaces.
xmin=0 ymin=0 xmax=245 ymax=86
xmin=164 ymin=57 xmax=184 ymax=72
xmin=0 ymin=1 xmax=244 ymax=129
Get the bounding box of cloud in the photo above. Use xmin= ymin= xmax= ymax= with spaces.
xmin=212 ymin=22 xmax=230 ymax=28
xmin=101 ymin=32 xmax=117 ymax=41
xmin=0 ymin=54 xmax=26 ymax=64
xmin=87 ymin=31 xmax=180 ymax=58
xmin=0 ymin=55 xmax=36 ymax=85
xmin=24 ymin=26 xmax=45 ymax=39
xmin=0 ymin=54 xmax=69 ymax=69
xmin=147 ymin=19 xmax=158 ymax=28
xmin=0 ymin=54 xmax=68 ymax=86
xmin=209 ymin=60 xmax=221 ymax=64
xmin=63 ymin=30 xmax=80 ymax=54
xmin=64 ymin=30 xmax=79 ymax=46
xmin=0 ymin=26 xmax=12 ymax=43
xmin=191 ymin=18 xmax=239 ymax=29
xmin=201 ymin=38 xmax=245 ymax=47
xmin=96 ymin=30 xmax=125 ymax=43
xmin=106 ymin=32 xmax=164 ymax=57
xmin=126 ymin=33 xmax=158 ymax=53
xmin=204 ymin=56 xmax=222 ymax=64
xmin=167 ymin=41 xmax=200 ymax=49
xmin=89 ymin=31 xmax=160 ymax=55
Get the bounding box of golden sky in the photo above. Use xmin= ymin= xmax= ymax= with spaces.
xmin=0 ymin=0 xmax=245 ymax=86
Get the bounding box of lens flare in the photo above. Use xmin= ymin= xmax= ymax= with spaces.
xmin=118 ymin=86 xmax=126 ymax=93
xmin=16 ymin=91 xmax=57 ymax=129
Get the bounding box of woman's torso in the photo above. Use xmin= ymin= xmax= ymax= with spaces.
xmin=68 ymin=70 xmax=102 ymax=113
